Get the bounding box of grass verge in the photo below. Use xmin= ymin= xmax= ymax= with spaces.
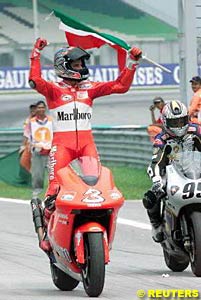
xmin=0 ymin=165 xmax=151 ymax=201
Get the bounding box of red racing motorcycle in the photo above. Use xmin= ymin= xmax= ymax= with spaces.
xmin=47 ymin=156 xmax=124 ymax=297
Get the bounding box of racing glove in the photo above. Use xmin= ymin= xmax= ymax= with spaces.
xmin=127 ymin=46 xmax=142 ymax=69
xmin=30 ymin=38 xmax=48 ymax=59
xmin=152 ymin=175 xmax=163 ymax=193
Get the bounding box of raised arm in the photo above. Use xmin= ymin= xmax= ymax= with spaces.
xmin=88 ymin=47 xmax=142 ymax=99
xmin=29 ymin=38 xmax=54 ymax=98
xmin=149 ymin=104 xmax=157 ymax=124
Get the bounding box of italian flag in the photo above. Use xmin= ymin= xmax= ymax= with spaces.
xmin=54 ymin=9 xmax=130 ymax=71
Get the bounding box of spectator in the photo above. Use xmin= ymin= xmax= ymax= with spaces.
xmin=189 ymin=76 xmax=201 ymax=124
xmin=19 ymin=103 xmax=37 ymax=172
xmin=24 ymin=104 xmax=37 ymax=128
xmin=147 ymin=97 xmax=165 ymax=142
xmin=24 ymin=100 xmax=53 ymax=199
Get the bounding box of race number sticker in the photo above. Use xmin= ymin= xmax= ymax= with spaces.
xmin=82 ymin=188 xmax=105 ymax=203
xmin=182 ymin=182 xmax=201 ymax=199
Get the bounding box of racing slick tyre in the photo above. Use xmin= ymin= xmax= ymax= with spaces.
xmin=82 ymin=232 xmax=105 ymax=297
xmin=189 ymin=211 xmax=201 ymax=276
xmin=50 ymin=263 xmax=79 ymax=291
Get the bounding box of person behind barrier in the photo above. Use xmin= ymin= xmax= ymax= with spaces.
xmin=19 ymin=104 xmax=37 ymax=172
xmin=26 ymin=101 xmax=53 ymax=198
xmin=147 ymin=97 xmax=165 ymax=142
xmin=143 ymin=100 xmax=201 ymax=243
xmin=189 ymin=76 xmax=201 ymax=124
xmin=29 ymin=38 xmax=142 ymax=252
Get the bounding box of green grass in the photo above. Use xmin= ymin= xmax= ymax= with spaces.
xmin=0 ymin=165 xmax=151 ymax=201
xmin=109 ymin=165 xmax=151 ymax=199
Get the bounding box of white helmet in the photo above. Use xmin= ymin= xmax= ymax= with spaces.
xmin=162 ymin=100 xmax=189 ymax=137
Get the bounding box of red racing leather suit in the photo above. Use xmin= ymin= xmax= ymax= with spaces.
xmin=29 ymin=54 xmax=137 ymax=195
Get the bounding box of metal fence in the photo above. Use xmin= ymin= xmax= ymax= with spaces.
xmin=0 ymin=127 xmax=152 ymax=168
xmin=93 ymin=127 xmax=152 ymax=167
xmin=0 ymin=128 xmax=23 ymax=157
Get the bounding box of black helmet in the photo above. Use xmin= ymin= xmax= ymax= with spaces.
xmin=54 ymin=47 xmax=90 ymax=81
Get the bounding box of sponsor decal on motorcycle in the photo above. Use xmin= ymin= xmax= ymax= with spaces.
xmin=109 ymin=190 xmax=121 ymax=200
xmin=58 ymin=213 xmax=69 ymax=224
xmin=61 ymin=192 xmax=76 ymax=201
xmin=74 ymin=232 xmax=82 ymax=246
xmin=170 ymin=185 xmax=180 ymax=196
xmin=86 ymin=203 xmax=102 ymax=207
xmin=52 ymin=241 xmax=72 ymax=262
xmin=58 ymin=213 xmax=68 ymax=219
xmin=58 ymin=219 xmax=68 ymax=225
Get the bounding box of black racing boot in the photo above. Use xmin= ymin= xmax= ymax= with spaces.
xmin=143 ymin=190 xmax=164 ymax=243
xmin=147 ymin=202 xmax=164 ymax=243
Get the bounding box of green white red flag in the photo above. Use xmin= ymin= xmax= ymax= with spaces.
xmin=53 ymin=9 xmax=130 ymax=71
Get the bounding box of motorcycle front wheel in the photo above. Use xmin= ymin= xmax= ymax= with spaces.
xmin=81 ymin=232 xmax=105 ymax=297
xmin=163 ymin=249 xmax=189 ymax=272
xmin=50 ymin=263 xmax=79 ymax=291
xmin=189 ymin=211 xmax=201 ymax=276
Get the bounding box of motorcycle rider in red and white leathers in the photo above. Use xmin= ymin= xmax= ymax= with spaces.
xmin=143 ymin=100 xmax=201 ymax=243
xmin=29 ymin=38 xmax=142 ymax=252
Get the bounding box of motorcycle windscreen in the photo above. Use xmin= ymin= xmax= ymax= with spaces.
xmin=175 ymin=151 xmax=201 ymax=179
xmin=70 ymin=156 xmax=100 ymax=186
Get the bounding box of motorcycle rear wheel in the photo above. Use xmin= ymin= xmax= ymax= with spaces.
xmin=82 ymin=232 xmax=105 ymax=297
xmin=189 ymin=211 xmax=201 ymax=276
xmin=50 ymin=263 xmax=79 ymax=291
xmin=163 ymin=249 xmax=189 ymax=272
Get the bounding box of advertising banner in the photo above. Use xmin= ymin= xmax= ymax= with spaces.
xmin=0 ymin=64 xmax=182 ymax=91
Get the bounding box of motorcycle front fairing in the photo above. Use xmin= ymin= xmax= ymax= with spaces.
xmin=164 ymin=150 xmax=201 ymax=238
xmin=166 ymin=151 xmax=201 ymax=216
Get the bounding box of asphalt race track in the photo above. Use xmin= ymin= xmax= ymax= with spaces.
xmin=1 ymin=199 xmax=200 ymax=300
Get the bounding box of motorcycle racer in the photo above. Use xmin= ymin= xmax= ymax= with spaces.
xmin=29 ymin=38 xmax=142 ymax=252
xmin=143 ymin=100 xmax=201 ymax=243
